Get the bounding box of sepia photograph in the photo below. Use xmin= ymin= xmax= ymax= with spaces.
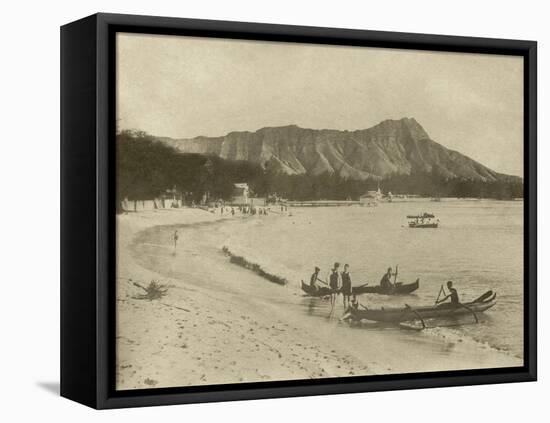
xmin=114 ymin=32 xmax=525 ymax=391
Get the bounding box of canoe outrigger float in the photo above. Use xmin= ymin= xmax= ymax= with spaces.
xmin=342 ymin=291 xmax=496 ymax=329
xmin=300 ymin=278 xmax=419 ymax=297
xmin=407 ymin=212 xmax=439 ymax=228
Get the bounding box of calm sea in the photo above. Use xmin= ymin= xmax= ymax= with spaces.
xmin=223 ymin=200 xmax=524 ymax=359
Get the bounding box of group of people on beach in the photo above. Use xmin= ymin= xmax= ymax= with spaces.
xmin=309 ymin=264 xmax=460 ymax=309
xmin=214 ymin=205 xmax=271 ymax=216
xmin=309 ymin=263 xmax=363 ymax=308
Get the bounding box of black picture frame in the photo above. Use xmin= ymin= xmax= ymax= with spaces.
xmin=60 ymin=12 xmax=537 ymax=409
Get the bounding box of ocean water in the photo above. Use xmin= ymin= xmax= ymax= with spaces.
xmin=129 ymin=199 xmax=524 ymax=375
xmin=222 ymin=200 xmax=524 ymax=360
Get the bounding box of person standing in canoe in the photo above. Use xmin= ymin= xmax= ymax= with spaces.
xmin=310 ymin=266 xmax=323 ymax=291
xmin=436 ymin=280 xmax=460 ymax=307
xmin=380 ymin=267 xmax=394 ymax=292
xmin=329 ymin=263 xmax=341 ymax=305
xmin=341 ymin=264 xmax=353 ymax=308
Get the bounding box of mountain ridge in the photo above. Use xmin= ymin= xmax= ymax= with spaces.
xmin=158 ymin=118 xmax=521 ymax=182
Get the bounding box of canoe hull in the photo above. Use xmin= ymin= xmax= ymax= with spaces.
xmin=409 ymin=223 xmax=438 ymax=228
xmin=353 ymin=279 xmax=419 ymax=295
xmin=347 ymin=294 xmax=496 ymax=323
xmin=301 ymin=281 xmax=334 ymax=297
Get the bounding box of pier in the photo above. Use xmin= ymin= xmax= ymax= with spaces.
xmin=286 ymin=200 xmax=360 ymax=207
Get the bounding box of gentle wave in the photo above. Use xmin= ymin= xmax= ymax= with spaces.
xmin=423 ymin=326 xmax=522 ymax=361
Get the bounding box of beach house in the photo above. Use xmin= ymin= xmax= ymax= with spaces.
xmin=360 ymin=187 xmax=383 ymax=206
xmin=231 ymin=183 xmax=250 ymax=205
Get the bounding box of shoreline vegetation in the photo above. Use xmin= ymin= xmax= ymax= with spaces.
xmin=116 ymin=131 xmax=524 ymax=214
xmin=116 ymin=207 xmax=521 ymax=390
xmin=222 ymin=246 xmax=288 ymax=286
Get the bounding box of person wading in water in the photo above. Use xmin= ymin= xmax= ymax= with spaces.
xmin=341 ymin=264 xmax=353 ymax=308
xmin=350 ymin=294 xmax=359 ymax=310
xmin=310 ymin=266 xmax=323 ymax=291
xmin=329 ymin=263 xmax=341 ymax=306
xmin=172 ymin=230 xmax=179 ymax=255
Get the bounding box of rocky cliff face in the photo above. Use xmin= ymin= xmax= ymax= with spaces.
xmin=160 ymin=118 xmax=508 ymax=182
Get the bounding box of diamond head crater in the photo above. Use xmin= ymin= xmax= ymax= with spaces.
xmin=117 ymin=117 xmax=523 ymax=206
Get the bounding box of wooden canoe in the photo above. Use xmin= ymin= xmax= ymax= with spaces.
xmin=352 ymin=279 xmax=419 ymax=295
xmin=300 ymin=280 xmax=334 ymax=297
xmin=344 ymin=291 xmax=496 ymax=323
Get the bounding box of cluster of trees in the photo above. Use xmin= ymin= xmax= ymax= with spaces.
xmin=380 ymin=172 xmax=523 ymax=200
xmin=117 ymin=130 xmax=262 ymax=209
xmin=253 ymin=172 xmax=522 ymax=201
xmin=116 ymin=130 xmax=523 ymax=211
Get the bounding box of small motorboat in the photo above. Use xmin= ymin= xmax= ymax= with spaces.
xmin=407 ymin=212 xmax=439 ymax=228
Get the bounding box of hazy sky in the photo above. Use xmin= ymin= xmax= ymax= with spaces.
xmin=117 ymin=33 xmax=524 ymax=176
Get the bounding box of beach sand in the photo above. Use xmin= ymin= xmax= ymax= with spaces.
xmin=116 ymin=208 xmax=520 ymax=390
xmin=116 ymin=208 xmax=377 ymax=390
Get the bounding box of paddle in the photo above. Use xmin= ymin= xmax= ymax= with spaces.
xmin=317 ymin=278 xmax=329 ymax=286
xmin=389 ymin=264 xmax=398 ymax=293
xmin=435 ymin=284 xmax=445 ymax=305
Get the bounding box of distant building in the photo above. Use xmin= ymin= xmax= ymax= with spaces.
xmin=360 ymin=195 xmax=378 ymax=206
xmin=232 ymin=183 xmax=250 ymax=205
xmin=249 ymin=197 xmax=266 ymax=206
xmin=161 ymin=186 xmax=181 ymax=208
xmin=360 ymin=187 xmax=383 ymax=205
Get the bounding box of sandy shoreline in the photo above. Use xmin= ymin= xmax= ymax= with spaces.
xmin=116 ymin=208 xmax=377 ymax=390
xmin=116 ymin=207 xmax=521 ymax=390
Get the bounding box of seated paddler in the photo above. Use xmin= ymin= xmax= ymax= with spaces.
xmin=436 ymin=280 xmax=460 ymax=307
xmin=380 ymin=267 xmax=394 ymax=291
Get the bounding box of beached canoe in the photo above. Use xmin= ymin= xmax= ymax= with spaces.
xmin=300 ymin=281 xmax=334 ymax=297
xmin=352 ymin=279 xmax=419 ymax=295
xmin=343 ymin=291 xmax=496 ymax=323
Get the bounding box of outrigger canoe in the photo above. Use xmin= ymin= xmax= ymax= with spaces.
xmin=301 ymin=279 xmax=420 ymax=297
xmin=300 ymin=281 xmax=334 ymax=297
xmin=352 ymin=279 xmax=419 ymax=295
xmin=343 ymin=291 xmax=496 ymax=323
